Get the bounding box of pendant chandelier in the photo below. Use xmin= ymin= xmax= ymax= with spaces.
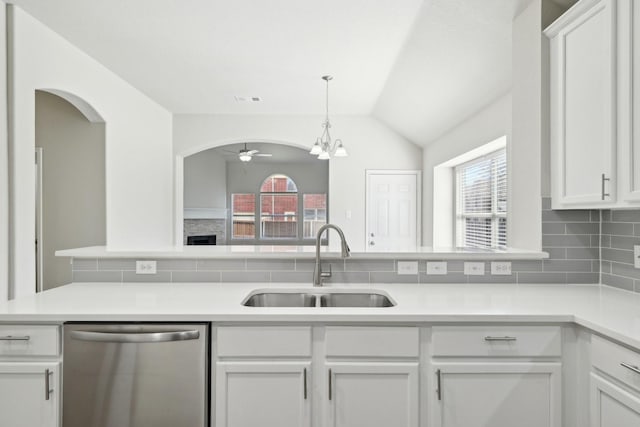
xmin=309 ymin=75 xmax=348 ymax=160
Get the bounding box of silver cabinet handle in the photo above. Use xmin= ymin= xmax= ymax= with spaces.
xmin=303 ymin=368 xmax=308 ymax=400
xmin=70 ymin=330 xmax=200 ymax=343
xmin=45 ymin=369 xmax=53 ymax=401
xmin=0 ymin=335 xmax=31 ymax=341
xmin=484 ymin=336 xmax=517 ymax=342
xmin=328 ymin=369 xmax=332 ymax=401
xmin=602 ymin=173 xmax=611 ymax=200
xmin=621 ymin=362 xmax=640 ymax=375
xmin=436 ymin=369 xmax=442 ymax=401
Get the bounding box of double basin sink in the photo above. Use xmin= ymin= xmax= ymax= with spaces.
xmin=243 ymin=289 xmax=395 ymax=308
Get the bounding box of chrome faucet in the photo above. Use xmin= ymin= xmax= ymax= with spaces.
xmin=313 ymin=224 xmax=351 ymax=287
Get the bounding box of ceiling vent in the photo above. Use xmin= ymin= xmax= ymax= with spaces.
xmin=234 ymin=96 xmax=262 ymax=103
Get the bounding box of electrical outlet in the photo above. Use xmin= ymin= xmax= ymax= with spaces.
xmin=635 ymin=246 xmax=640 ymax=268
xmin=426 ymin=262 xmax=447 ymax=275
xmin=397 ymin=261 xmax=419 ymax=275
xmin=136 ymin=260 xmax=157 ymax=275
xmin=491 ymin=262 xmax=512 ymax=275
xmin=464 ymin=262 xmax=485 ymax=276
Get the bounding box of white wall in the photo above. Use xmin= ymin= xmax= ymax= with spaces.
xmin=9 ymin=6 xmax=173 ymax=297
xmin=174 ymin=114 xmax=423 ymax=251
xmin=423 ymin=94 xmax=512 ymax=246
xmin=184 ymin=149 xmax=227 ymax=209
xmin=0 ymin=3 xmax=9 ymax=302
xmin=36 ymin=91 xmax=106 ymax=290
xmin=423 ymin=0 xmax=545 ymax=252
xmin=511 ymin=0 xmax=542 ymax=250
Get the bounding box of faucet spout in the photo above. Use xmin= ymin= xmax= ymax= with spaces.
xmin=313 ymin=224 xmax=350 ymax=287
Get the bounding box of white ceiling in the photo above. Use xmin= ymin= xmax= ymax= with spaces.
xmin=13 ymin=0 xmax=533 ymax=146
xmin=14 ymin=0 xmax=422 ymax=115
xmin=374 ymin=0 xmax=532 ymax=145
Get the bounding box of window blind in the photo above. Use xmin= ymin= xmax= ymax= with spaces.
xmin=456 ymin=148 xmax=507 ymax=249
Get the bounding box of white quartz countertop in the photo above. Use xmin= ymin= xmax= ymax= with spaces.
xmin=0 ymin=282 xmax=639 ymax=350
xmin=55 ymin=245 xmax=549 ymax=260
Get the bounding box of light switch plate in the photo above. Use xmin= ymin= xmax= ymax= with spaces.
xmin=397 ymin=261 xmax=419 ymax=275
xmin=491 ymin=262 xmax=512 ymax=275
xmin=635 ymin=246 xmax=640 ymax=268
xmin=426 ymin=262 xmax=447 ymax=275
xmin=136 ymin=260 xmax=157 ymax=275
xmin=464 ymin=262 xmax=485 ymax=276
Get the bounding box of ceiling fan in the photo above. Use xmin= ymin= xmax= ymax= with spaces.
xmin=223 ymin=143 xmax=273 ymax=162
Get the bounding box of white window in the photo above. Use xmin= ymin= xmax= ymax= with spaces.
xmin=455 ymin=148 xmax=507 ymax=249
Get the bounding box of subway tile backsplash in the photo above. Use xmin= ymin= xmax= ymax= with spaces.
xmin=69 ymin=198 xmax=640 ymax=292
xmin=601 ymin=208 xmax=640 ymax=292
xmin=69 ymin=196 xmax=600 ymax=286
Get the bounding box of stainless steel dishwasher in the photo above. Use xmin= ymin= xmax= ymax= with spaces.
xmin=63 ymin=323 xmax=209 ymax=427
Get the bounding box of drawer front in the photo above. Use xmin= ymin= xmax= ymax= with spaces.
xmin=217 ymin=326 xmax=312 ymax=357
xmin=432 ymin=326 xmax=561 ymax=357
xmin=0 ymin=325 xmax=60 ymax=357
xmin=592 ymin=335 xmax=640 ymax=392
xmin=325 ymin=326 xmax=419 ymax=358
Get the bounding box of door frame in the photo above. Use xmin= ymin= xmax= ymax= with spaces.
xmin=35 ymin=147 xmax=43 ymax=293
xmin=365 ymin=170 xmax=422 ymax=250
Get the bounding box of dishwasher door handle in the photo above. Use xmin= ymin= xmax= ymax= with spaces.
xmin=70 ymin=329 xmax=200 ymax=343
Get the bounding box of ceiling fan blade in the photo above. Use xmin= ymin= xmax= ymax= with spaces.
xmin=247 ymin=150 xmax=259 ymax=155
xmin=254 ymin=153 xmax=273 ymax=157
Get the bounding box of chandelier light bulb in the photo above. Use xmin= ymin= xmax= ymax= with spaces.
xmin=318 ymin=150 xmax=331 ymax=160
xmin=334 ymin=140 xmax=348 ymax=157
xmin=310 ymin=139 xmax=322 ymax=155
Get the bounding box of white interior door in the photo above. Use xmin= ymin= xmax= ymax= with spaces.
xmin=366 ymin=171 xmax=420 ymax=251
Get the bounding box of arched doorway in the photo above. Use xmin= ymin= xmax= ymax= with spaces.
xmin=35 ymin=90 xmax=106 ymax=290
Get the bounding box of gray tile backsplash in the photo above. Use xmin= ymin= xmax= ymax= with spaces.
xmin=601 ymin=207 xmax=640 ymax=292
xmin=68 ymin=198 xmax=640 ymax=291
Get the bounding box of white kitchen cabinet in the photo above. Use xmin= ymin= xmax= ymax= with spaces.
xmin=324 ymin=362 xmax=419 ymax=427
xmin=430 ymin=362 xmax=562 ymax=427
xmin=618 ymin=0 xmax=640 ymax=202
xmin=545 ymin=0 xmax=617 ymax=208
xmin=590 ymin=373 xmax=640 ymax=427
xmin=0 ymin=362 xmax=60 ymax=427
xmin=215 ymin=361 xmax=311 ymax=427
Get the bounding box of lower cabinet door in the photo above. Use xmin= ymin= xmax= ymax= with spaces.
xmin=216 ymin=361 xmax=311 ymax=427
xmin=591 ymin=373 xmax=640 ymax=427
xmin=431 ymin=362 xmax=561 ymax=427
xmin=0 ymin=362 xmax=60 ymax=427
xmin=325 ymin=362 xmax=419 ymax=427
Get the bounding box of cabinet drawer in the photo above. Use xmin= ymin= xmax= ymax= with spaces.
xmin=217 ymin=326 xmax=311 ymax=357
xmin=325 ymin=326 xmax=419 ymax=358
xmin=592 ymin=335 xmax=640 ymax=393
xmin=0 ymin=325 xmax=60 ymax=357
xmin=432 ymin=326 xmax=561 ymax=357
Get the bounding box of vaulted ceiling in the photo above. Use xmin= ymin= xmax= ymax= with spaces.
xmin=12 ymin=0 xmax=533 ymax=146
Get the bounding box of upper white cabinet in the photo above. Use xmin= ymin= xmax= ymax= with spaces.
xmin=546 ymin=0 xmax=640 ymax=208
xmin=546 ymin=0 xmax=617 ymax=208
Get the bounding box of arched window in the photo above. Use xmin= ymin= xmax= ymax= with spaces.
xmin=260 ymin=174 xmax=298 ymax=239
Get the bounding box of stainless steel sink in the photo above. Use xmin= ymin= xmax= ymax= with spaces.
xmin=242 ymin=290 xmax=395 ymax=308
xmin=319 ymin=292 xmax=395 ymax=307
xmin=243 ymin=292 xmax=317 ymax=307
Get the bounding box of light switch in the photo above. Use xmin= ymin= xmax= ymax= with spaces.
xmin=426 ymin=262 xmax=447 ymax=275
xmin=464 ymin=262 xmax=485 ymax=276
